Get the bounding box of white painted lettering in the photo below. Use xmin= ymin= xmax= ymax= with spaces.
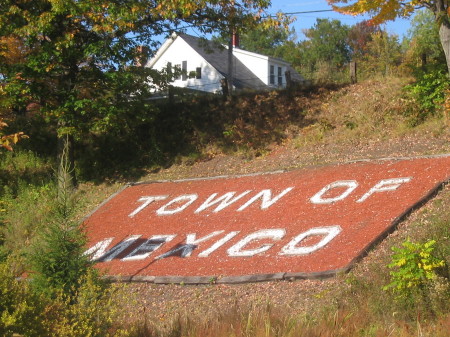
xmin=156 ymin=244 xmax=196 ymax=259
xmin=227 ymin=229 xmax=286 ymax=257
xmin=86 ymin=226 xmax=344 ymax=262
xmin=184 ymin=231 xmax=226 ymax=257
xmin=122 ymin=235 xmax=176 ymax=261
xmin=155 ymin=231 xmax=226 ymax=259
xmin=198 ymin=231 xmax=240 ymax=257
xmin=280 ymin=226 xmax=342 ymax=255
xmin=129 ymin=195 xmax=168 ymax=217
xmin=99 ymin=235 xmax=142 ymax=262
xmin=237 ymin=187 xmax=294 ymax=211
xmin=156 ymin=194 xmax=198 ymax=215
xmin=310 ymin=180 xmax=358 ymax=204
xmin=357 ymin=177 xmax=412 ymax=203
xmin=195 ymin=191 xmax=252 ymax=213
xmin=83 ymin=238 xmax=114 ymax=261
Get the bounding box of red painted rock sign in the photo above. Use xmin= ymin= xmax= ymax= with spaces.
xmin=84 ymin=156 xmax=450 ymax=283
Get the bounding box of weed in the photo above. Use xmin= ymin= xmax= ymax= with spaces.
xmin=27 ymin=143 xmax=91 ymax=298
xmin=403 ymin=67 xmax=449 ymax=126
xmin=0 ymin=258 xmax=47 ymax=336
xmin=0 ymin=150 xmax=52 ymax=198
xmin=42 ymin=270 xmax=130 ymax=337
xmin=0 ymin=182 xmax=55 ymax=263
xmin=383 ymin=239 xmax=446 ymax=298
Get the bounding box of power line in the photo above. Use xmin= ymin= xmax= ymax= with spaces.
xmin=267 ymin=9 xmax=334 ymax=17
xmin=283 ymin=9 xmax=334 ymax=15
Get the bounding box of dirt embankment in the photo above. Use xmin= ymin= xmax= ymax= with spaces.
xmin=112 ymin=79 xmax=449 ymax=327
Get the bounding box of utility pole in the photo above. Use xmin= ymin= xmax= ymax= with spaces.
xmin=226 ymin=0 xmax=235 ymax=99
xmin=350 ymin=61 xmax=357 ymax=84
xmin=226 ymin=32 xmax=234 ymax=98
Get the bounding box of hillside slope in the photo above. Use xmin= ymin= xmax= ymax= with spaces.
xmin=139 ymin=77 xmax=449 ymax=181
xmin=106 ymin=78 xmax=449 ymax=335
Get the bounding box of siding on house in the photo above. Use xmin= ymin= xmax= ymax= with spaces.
xmin=177 ymin=34 xmax=267 ymax=91
xmin=146 ymin=33 xmax=305 ymax=93
xmin=149 ymin=36 xmax=224 ymax=93
xmin=233 ymin=48 xmax=291 ymax=87
xmin=232 ymin=48 xmax=269 ymax=86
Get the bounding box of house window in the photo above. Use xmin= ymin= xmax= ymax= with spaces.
xmin=167 ymin=62 xmax=172 ymax=76
xmin=196 ymin=67 xmax=202 ymax=79
xmin=182 ymin=60 xmax=187 ymax=81
xmin=269 ymin=65 xmax=275 ymax=85
xmin=277 ymin=67 xmax=283 ymax=86
xmin=175 ymin=64 xmax=181 ymax=80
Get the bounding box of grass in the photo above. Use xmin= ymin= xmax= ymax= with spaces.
xmin=114 ymin=186 xmax=449 ymax=337
xmin=0 ymin=76 xmax=449 ymax=336
xmin=152 ymin=76 xmax=448 ymax=168
xmin=292 ymin=77 xmax=436 ymax=147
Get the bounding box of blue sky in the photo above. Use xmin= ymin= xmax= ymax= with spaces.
xmin=268 ymin=0 xmax=412 ymax=40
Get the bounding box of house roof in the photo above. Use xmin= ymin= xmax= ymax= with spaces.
xmin=286 ymin=65 xmax=304 ymax=83
xmin=147 ymin=33 xmax=305 ymax=91
xmin=179 ymin=33 xmax=267 ymax=90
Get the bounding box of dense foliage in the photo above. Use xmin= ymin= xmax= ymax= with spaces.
xmin=404 ymin=66 xmax=449 ymax=124
xmin=406 ymin=9 xmax=446 ymax=65
xmin=384 ymin=239 xmax=446 ymax=296
xmin=0 ymin=0 xmax=274 ymax=189
xmin=327 ymin=0 xmax=450 ymax=75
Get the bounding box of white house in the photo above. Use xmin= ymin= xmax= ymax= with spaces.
xmin=145 ymin=33 xmax=305 ymax=93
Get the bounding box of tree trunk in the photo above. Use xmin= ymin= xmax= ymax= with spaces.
xmin=439 ymin=20 xmax=450 ymax=76
xmin=421 ymin=53 xmax=427 ymax=68
xmin=434 ymin=0 xmax=450 ymax=76
xmin=227 ymin=35 xmax=234 ymax=99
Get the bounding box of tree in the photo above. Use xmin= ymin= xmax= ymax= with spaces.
xmin=191 ymin=2 xmax=289 ymax=97
xmin=0 ymin=0 xmax=169 ymax=189
xmin=236 ymin=25 xmax=296 ymax=57
xmin=348 ymin=20 xmax=381 ymax=59
xmin=28 ymin=141 xmax=90 ymax=297
xmin=0 ymin=0 xmax=273 ymax=187
xmin=0 ymin=119 xmax=27 ymax=152
xmin=28 ymin=205 xmax=90 ymax=298
xmin=360 ymin=30 xmax=403 ymax=77
xmin=406 ymin=8 xmax=446 ymax=66
xmin=298 ymin=18 xmax=351 ymax=79
xmin=327 ymin=0 xmax=450 ymax=75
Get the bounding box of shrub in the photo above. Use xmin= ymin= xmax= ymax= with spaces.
xmin=383 ymin=239 xmax=446 ymax=298
xmin=404 ymin=68 xmax=449 ymax=125
xmin=0 ymin=149 xmax=54 ymax=262
xmin=27 ymin=145 xmax=91 ymax=298
xmin=42 ymin=270 xmax=130 ymax=337
xmin=27 ymin=181 xmax=91 ymax=298
xmin=28 ymin=218 xmax=91 ymax=298
xmin=0 ymin=259 xmax=47 ymax=336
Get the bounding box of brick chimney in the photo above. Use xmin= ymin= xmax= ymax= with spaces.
xmin=232 ymin=33 xmax=239 ymax=48
xmin=135 ymin=45 xmax=149 ymax=67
